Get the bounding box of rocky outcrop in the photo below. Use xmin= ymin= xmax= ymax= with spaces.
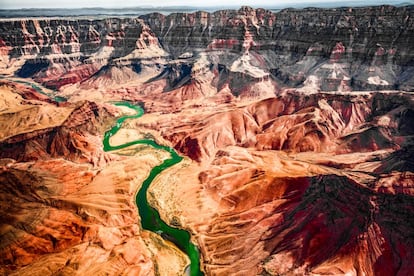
xmin=142 ymin=5 xmax=414 ymax=91
xmin=196 ymin=154 xmax=414 ymax=275
xmin=0 ymin=154 xmax=188 ymax=276
xmin=148 ymin=136 xmax=414 ymax=275
xmin=138 ymin=87 xmax=414 ymax=275
xmin=0 ymin=86 xmax=114 ymax=165
xmin=0 ymin=17 xmax=166 ymax=89
xmin=145 ymin=91 xmax=413 ymax=162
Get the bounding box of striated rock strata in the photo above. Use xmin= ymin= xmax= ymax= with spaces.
xmin=0 ymin=5 xmax=413 ymax=97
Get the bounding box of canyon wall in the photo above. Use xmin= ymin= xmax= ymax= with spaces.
xmin=0 ymin=5 xmax=413 ymax=92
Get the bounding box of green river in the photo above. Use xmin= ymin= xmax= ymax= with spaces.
xmin=9 ymin=77 xmax=202 ymax=275
xmin=103 ymin=102 xmax=203 ymax=276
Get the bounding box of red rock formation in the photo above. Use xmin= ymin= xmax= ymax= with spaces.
xmin=0 ymin=100 xmax=114 ymax=165
xmin=141 ymin=89 xmax=414 ymax=275
xmin=149 ymin=91 xmax=411 ymax=163
xmin=171 ymin=146 xmax=414 ymax=275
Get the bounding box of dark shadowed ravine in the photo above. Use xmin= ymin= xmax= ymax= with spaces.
xmin=103 ymin=102 xmax=203 ymax=276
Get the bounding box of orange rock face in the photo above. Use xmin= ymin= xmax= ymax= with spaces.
xmin=145 ymin=91 xmax=412 ymax=163
xmin=0 ymin=84 xmax=188 ymax=275
xmin=196 ymin=156 xmax=414 ymax=275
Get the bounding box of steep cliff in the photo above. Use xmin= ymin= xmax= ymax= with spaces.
xmin=0 ymin=81 xmax=115 ymax=165
xmin=1 ymin=5 xmax=413 ymax=94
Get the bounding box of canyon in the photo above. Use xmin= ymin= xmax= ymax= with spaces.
xmin=0 ymin=4 xmax=414 ymax=276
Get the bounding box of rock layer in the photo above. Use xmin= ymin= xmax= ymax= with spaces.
xmin=142 ymin=91 xmax=412 ymax=163
xmin=0 ymin=5 xmax=413 ymax=93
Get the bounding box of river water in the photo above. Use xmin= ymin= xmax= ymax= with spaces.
xmin=103 ymin=102 xmax=203 ymax=276
xmin=8 ymin=77 xmax=203 ymax=275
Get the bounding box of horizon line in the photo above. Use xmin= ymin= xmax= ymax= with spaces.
xmin=1 ymin=0 xmax=411 ymax=11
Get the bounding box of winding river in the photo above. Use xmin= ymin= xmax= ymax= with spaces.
xmin=7 ymin=77 xmax=202 ymax=275
xmin=103 ymin=102 xmax=203 ymax=276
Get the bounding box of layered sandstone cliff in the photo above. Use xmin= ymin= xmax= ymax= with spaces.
xmin=0 ymin=5 xmax=413 ymax=94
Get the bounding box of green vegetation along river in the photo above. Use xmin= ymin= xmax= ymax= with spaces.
xmin=103 ymin=102 xmax=203 ymax=276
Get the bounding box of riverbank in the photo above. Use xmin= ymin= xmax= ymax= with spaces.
xmin=103 ymin=102 xmax=203 ymax=276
